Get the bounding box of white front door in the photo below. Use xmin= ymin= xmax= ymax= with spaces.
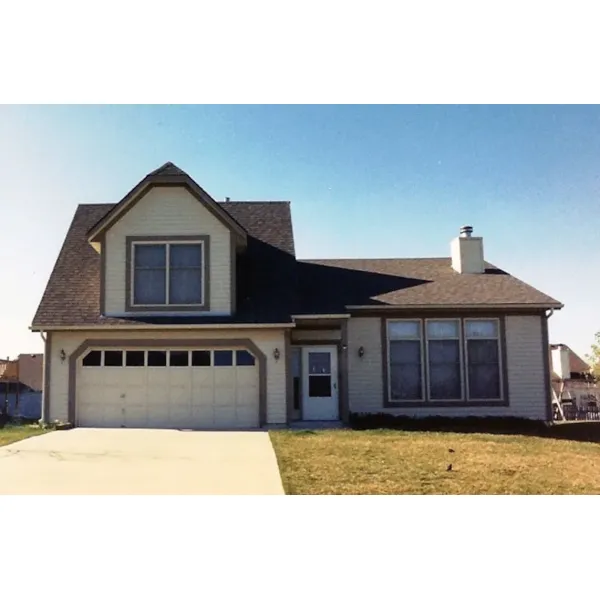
xmin=302 ymin=346 xmax=339 ymax=421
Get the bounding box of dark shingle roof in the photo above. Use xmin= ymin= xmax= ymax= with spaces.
xmin=32 ymin=199 xmax=561 ymax=329
xmin=296 ymin=258 xmax=562 ymax=313
xmin=32 ymin=201 xmax=297 ymax=328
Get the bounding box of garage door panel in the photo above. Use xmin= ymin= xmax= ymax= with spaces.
xmin=78 ymin=346 xmax=259 ymax=429
xmin=124 ymin=406 xmax=148 ymax=428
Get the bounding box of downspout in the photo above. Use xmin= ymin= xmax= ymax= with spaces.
xmin=40 ymin=332 xmax=47 ymax=424
xmin=544 ymin=309 xmax=555 ymax=422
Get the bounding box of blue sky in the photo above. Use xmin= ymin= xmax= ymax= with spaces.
xmin=0 ymin=105 xmax=598 ymax=360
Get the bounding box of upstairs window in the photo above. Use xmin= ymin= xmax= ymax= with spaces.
xmin=132 ymin=241 xmax=204 ymax=307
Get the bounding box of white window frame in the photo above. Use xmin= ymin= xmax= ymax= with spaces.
xmin=424 ymin=318 xmax=465 ymax=402
xmin=463 ymin=318 xmax=503 ymax=401
xmin=131 ymin=240 xmax=205 ymax=308
xmin=387 ymin=319 xmax=426 ymax=402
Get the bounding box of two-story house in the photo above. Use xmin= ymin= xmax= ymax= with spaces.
xmin=31 ymin=162 xmax=563 ymax=429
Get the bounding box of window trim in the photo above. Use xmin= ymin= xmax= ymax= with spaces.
xmin=424 ymin=318 xmax=464 ymax=402
xmin=383 ymin=316 xmax=509 ymax=408
xmin=463 ymin=318 xmax=503 ymax=402
xmin=386 ymin=319 xmax=426 ymax=402
xmin=125 ymin=235 xmax=211 ymax=312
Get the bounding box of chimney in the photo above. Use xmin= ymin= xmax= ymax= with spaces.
xmin=451 ymin=225 xmax=485 ymax=274
xmin=225 ymin=196 xmax=230 ymax=202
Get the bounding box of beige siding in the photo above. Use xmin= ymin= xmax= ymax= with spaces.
xmin=104 ymin=186 xmax=232 ymax=315
xmin=291 ymin=329 xmax=341 ymax=342
xmin=348 ymin=315 xmax=548 ymax=420
xmin=348 ymin=317 xmax=384 ymax=413
xmin=47 ymin=329 xmax=287 ymax=425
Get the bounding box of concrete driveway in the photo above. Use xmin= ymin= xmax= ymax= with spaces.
xmin=0 ymin=428 xmax=284 ymax=494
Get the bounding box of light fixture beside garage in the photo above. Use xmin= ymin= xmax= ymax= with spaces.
xmin=60 ymin=349 xmax=67 ymax=362
xmin=358 ymin=346 xmax=365 ymax=358
xmin=273 ymin=348 xmax=281 ymax=361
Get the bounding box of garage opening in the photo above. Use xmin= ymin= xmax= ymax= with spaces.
xmin=76 ymin=347 xmax=259 ymax=430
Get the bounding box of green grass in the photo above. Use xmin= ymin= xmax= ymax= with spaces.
xmin=270 ymin=429 xmax=600 ymax=494
xmin=0 ymin=424 xmax=48 ymax=448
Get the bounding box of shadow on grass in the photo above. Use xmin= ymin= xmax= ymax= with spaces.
xmin=349 ymin=413 xmax=600 ymax=443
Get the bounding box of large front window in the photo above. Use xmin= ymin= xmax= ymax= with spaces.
xmin=132 ymin=242 xmax=204 ymax=306
xmin=387 ymin=318 xmax=503 ymax=403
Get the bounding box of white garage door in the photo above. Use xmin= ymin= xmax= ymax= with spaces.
xmin=76 ymin=347 xmax=259 ymax=429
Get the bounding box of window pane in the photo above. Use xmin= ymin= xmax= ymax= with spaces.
xmin=214 ymin=350 xmax=233 ymax=366
xmin=468 ymin=339 xmax=498 ymax=364
xmin=148 ymin=351 xmax=167 ymax=367
xmin=104 ymin=351 xmax=123 ymax=367
xmin=390 ymin=364 xmax=422 ymax=400
xmin=308 ymin=352 xmax=330 ymax=374
xmin=169 ymin=351 xmax=189 ymax=367
xmin=427 ymin=320 xmax=459 ymax=338
xmin=82 ymin=351 xmax=101 ymax=367
xmin=134 ymin=269 xmax=166 ymax=304
xmin=236 ymin=350 xmax=255 ymax=366
xmin=170 ymin=244 xmax=202 ymax=268
xmin=469 ymin=365 xmax=501 ymax=399
xmin=468 ymin=339 xmax=500 ymax=399
xmin=169 ymin=269 xmax=202 ymax=304
xmin=309 ymin=375 xmax=331 ymax=397
xmin=191 ymin=350 xmax=211 ymax=366
xmin=428 ymin=339 xmax=461 ymax=399
xmin=388 ymin=321 xmax=420 ymax=339
xmin=135 ymin=244 xmax=166 ymax=268
xmin=429 ymin=364 xmax=462 ymax=399
xmin=125 ymin=351 xmax=145 ymax=367
xmin=390 ymin=340 xmax=421 ymax=365
xmin=428 ymin=339 xmax=460 ymax=364
xmin=466 ymin=320 xmax=498 ymax=338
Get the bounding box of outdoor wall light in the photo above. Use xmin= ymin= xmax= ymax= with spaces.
xmin=60 ymin=349 xmax=67 ymax=362
xmin=273 ymin=348 xmax=281 ymax=361
xmin=358 ymin=346 xmax=365 ymax=358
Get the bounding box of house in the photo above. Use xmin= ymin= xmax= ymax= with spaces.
xmin=550 ymin=343 xmax=598 ymax=417
xmin=31 ymin=162 xmax=563 ymax=429
xmin=0 ymin=354 xmax=43 ymax=419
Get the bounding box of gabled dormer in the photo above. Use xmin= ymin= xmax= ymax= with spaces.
xmin=87 ymin=162 xmax=247 ymax=317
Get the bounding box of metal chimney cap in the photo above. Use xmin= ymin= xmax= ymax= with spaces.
xmin=460 ymin=225 xmax=474 ymax=238
xmin=225 ymin=197 xmax=231 ymax=202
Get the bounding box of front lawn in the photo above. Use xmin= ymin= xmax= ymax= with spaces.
xmin=0 ymin=424 xmax=48 ymax=448
xmin=270 ymin=429 xmax=600 ymax=494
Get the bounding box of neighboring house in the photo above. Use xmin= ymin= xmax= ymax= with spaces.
xmin=0 ymin=354 xmax=43 ymax=419
xmin=550 ymin=343 xmax=598 ymax=413
xmin=31 ymin=162 xmax=563 ymax=429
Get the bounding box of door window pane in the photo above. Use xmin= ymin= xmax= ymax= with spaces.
xmin=82 ymin=351 xmax=102 ymax=367
xmin=147 ymin=350 xmax=167 ymax=367
xmin=191 ymin=350 xmax=211 ymax=366
xmin=104 ymin=351 xmax=123 ymax=367
xmin=236 ymin=350 xmax=255 ymax=366
xmin=308 ymin=352 xmax=330 ymax=374
xmin=125 ymin=351 xmax=145 ymax=367
xmin=169 ymin=351 xmax=189 ymax=367
xmin=214 ymin=350 xmax=233 ymax=367
xmin=309 ymin=375 xmax=332 ymax=397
